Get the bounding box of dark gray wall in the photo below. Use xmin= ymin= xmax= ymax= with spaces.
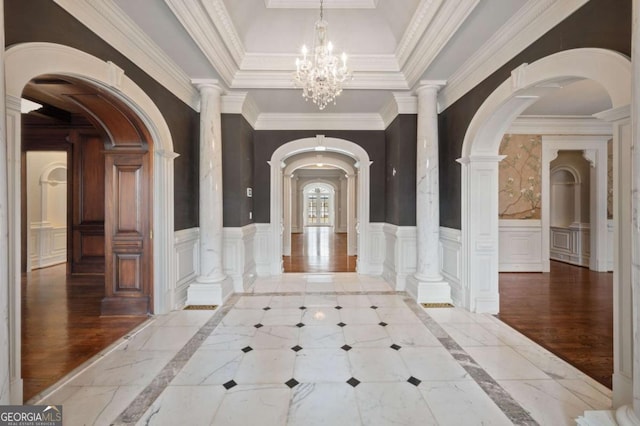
xmin=385 ymin=115 xmax=417 ymax=226
xmin=222 ymin=114 xmax=254 ymax=227
xmin=438 ymin=0 xmax=632 ymax=229
xmin=253 ymin=130 xmax=386 ymax=223
xmin=6 ymin=0 xmax=200 ymax=230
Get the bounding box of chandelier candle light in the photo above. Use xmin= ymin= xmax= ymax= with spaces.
xmin=293 ymin=0 xmax=352 ymax=110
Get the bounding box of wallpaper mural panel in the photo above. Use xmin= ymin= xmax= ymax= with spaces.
xmin=498 ymin=134 xmax=542 ymax=219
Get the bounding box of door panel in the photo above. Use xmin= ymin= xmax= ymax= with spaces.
xmin=102 ymin=152 xmax=151 ymax=315
xmin=71 ymin=132 xmax=105 ymax=273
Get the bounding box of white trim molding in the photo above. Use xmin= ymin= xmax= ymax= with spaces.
xmin=174 ymin=228 xmax=200 ymax=310
xmin=508 ymin=115 xmax=613 ymax=135
xmin=223 ymin=225 xmax=258 ymax=292
xmin=382 ymin=224 xmax=416 ymax=291
xmin=53 ymin=0 xmax=199 ymax=110
xmin=499 ymin=220 xmax=543 ymax=272
xmin=439 ymin=227 xmax=462 ymax=306
xmin=439 ymin=0 xmax=589 ymax=110
xmin=254 ymin=113 xmax=385 ymax=131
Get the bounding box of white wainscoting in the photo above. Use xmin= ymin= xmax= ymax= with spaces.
xmin=607 ymin=220 xmax=613 ymax=271
xmin=366 ymin=223 xmax=386 ymax=275
xmin=254 ymin=223 xmax=273 ymax=276
xmin=439 ymin=227 xmax=463 ymax=306
xmin=174 ymin=228 xmax=200 ymax=309
xmin=382 ymin=224 xmax=416 ymax=290
xmin=550 ymin=223 xmax=590 ymax=268
xmin=499 ymin=220 xmax=543 ymax=272
xmin=223 ymin=225 xmax=257 ymax=292
xmin=29 ymin=223 xmax=66 ymax=269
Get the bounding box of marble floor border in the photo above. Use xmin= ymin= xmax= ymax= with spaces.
xmin=405 ymin=296 xmax=539 ymax=426
xmin=113 ymin=294 xmax=241 ymax=425
xmin=111 ymin=289 xmax=540 ymax=425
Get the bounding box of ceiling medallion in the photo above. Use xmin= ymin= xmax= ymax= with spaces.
xmin=293 ymin=0 xmax=352 ymax=110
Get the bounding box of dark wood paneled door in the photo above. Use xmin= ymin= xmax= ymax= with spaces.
xmin=70 ymin=131 xmax=105 ymax=274
xmin=102 ymin=151 xmax=152 ymax=315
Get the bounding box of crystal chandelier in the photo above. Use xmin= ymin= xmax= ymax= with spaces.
xmin=293 ymin=0 xmax=351 ymax=110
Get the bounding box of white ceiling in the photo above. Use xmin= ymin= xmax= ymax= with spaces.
xmin=110 ymin=0 xmax=607 ymax=117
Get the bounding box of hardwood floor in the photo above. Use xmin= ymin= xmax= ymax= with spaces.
xmin=21 ymin=264 xmax=147 ymax=402
xmin=283 ymin=227 xmax=357 ymax=273
xmin=498 ymin=260 xmax=613 ymax=388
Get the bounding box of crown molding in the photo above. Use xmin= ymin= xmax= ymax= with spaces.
xmin=53 ymin=0 xmax=199 ymax=110
xmin=241 ymin=53 xmax=400 ymax=72
xmin=507 ymin=115 xmax=613 ymax=135
xmin=265 ymin=0 xmax=379 ymax=8
xmin=164 ymin=0 xmax=239 ymax=86
xmin=221 ymin=92 xmax=259 ymax=127
xmin=592 ymin=105 xmax=631 ymax=123
xmin=232 ymin=70 xmax=409 ymax=90
xmin=380 ymin=92 xmax=417 ymax=128
xmin=201 ymin=0 xmax=245 ymax=65
xmin=403 ymin=0 xmax=480 ymax=87
xmin=439 ymin=0 xmax=589 ymax=111
xmin=254 ymin=113 xmax=385 ymax=130
xmin=395 ymin=0 xmax=442 ymax=68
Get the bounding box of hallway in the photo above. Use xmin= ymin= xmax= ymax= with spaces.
xmin=21 ymin=264 xmax=147 ymax=401
xmin=32 ymin=274 xmax=610 ymax=425
xmin=283 ymin=227 xmax=357 ymax=273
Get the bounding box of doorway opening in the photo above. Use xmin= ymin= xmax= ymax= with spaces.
xmin=19 ymin=75 xmax=152 ymax=401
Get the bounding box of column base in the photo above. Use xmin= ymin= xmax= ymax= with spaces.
xmin=186 ymin=275 xmax=234 ymax=306
xmin=576 ymin=410 xmax=617 ymax=426
xmin=616 ymin=406 xmax=640 ymax=426
xmin=406 ymin=275 xmax=453 ymax=304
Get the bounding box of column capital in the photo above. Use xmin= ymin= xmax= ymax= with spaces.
xmin=191 ymin=79 xmax=224 ymax=95
xmin=417 ymin=80 xmax=447 ymax=94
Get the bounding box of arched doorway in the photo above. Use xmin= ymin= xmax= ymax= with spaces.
xmin=4 ymin=43 xmax=177 ymax=403
xmin=459 ymin=48 xmax=631 ymax=406
xmin=269 ymin=136 xmax=371 ymax=275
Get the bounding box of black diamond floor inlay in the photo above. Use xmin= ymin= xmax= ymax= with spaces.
xmin=254 ymin=323 xmax=264 ymax=329
xmin=291 ymin=345 xmax=303 ymax=352
xmin=407 ymin=376 xmax=421 ymax=387
xmin=379 ymin=322 xmax=388 ymax=327
xmin=299 ymin=306 xmax=306 ymax=310
xmin=263 ymin=307 xmax=271 ymax=311
xmin=285 ymin=378 xmax=299 ymax=388
xmin=341 ymin=344 xmax=352 ymax=352
xmin=346 ymin=377 xmax=361 ymax=387
xmin=390 ymin=344 xmax=401 ymax=351
xmin=337 ymin=322 xmax=346 ymax=327
xmin=370 ymin=305 xmax=378 ymax=310
xmin=335 ymin=306 xmax=343 ymax=310
xmin=242 ymin=346 xmax=253 ymax=353
xmin=296 ymin=322 xmax=305 ymax=328
xmin=223 ymin=380 xmax=237 ymax=390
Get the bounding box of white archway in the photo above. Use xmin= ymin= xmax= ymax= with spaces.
xmin=269 ymin=137 xmax=371 ymax=274
xmin=301 ymin=182 xmax=335 ymax=227
xmin=4 ymin=42 xmax=179 ymax=403
xmin=458 ymin=48 xmax=631 ymax=407
xmin=283 ymin=154 xmax=357 ymax=256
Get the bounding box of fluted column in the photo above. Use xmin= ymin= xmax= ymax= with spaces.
xmin=411 ymin=80 xmax=451 ymax=303
xmin=187 ymin=79 xmax=231 ymax=305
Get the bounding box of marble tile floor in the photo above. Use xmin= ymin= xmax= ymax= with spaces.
xmin=30 ymin=273 xmax=612 ymax=425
